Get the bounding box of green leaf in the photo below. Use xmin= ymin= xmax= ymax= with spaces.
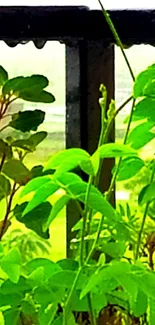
xmin=0 ymin=248 xmax=21 ymax=283
xmin=127 ymin=122 xmax=155 ymax=149
xmin=39 ymin=303 xmax=58 ymax=325
xmin=131 ymin=268 xmax=155 ymax=299
xmin=9 ymin=109 xmax=45 ymax=132
xmin=44 ymin=148 xmax=90 ymax=172
xmin=0 ymin=311 xmax=4 ymax=325
xmin=14 ymin=202 xmax=51 ymax=239
xmin=0 ymin=139 xmax=12 ymax=159
xmin=2 ymin=159 xmax=31 ymax=185
xmin=27 ymin=266 xmax=44 ymax=287
xmin=101 ymin=241 xmax=126 ymax=259
xmin=20 ymin=90 xmax=55 ymax=103
xmin=26 ymin=258 xmax=61 ymax=279
xmin=0 ymin=66 xmax=8 ymax=86
xmin=66 ymin=180 xmax=116 ymax=221
xmin=12 ymin=131 xmax=47 ymax=152
xmin=49 ymin=270 xmax=87 ymax=290
xmin=56 ymin=259 xmax=79 ymax=271
xmin=80 ymin=264 xmax=118 ymax=299
xmin=0 ymin=174 xmax=11 ymax=201
xmin=1 ymin=276 xmax=30 ymax=295
xmin=132 ymin=98 xmax=155 ymax=123
xmin=148 ymin=298 xmax=155 ymax=325
xmin=98 ymin=143 xmax=137 ymax=158
xmin=138 ymin=182 xmax=155 ymax=205
xmin=116 ymin=157 xmax=144 ymax=181
xmin=133 ymin=64 xmax=155 ymax=98
xmin=22 ymin=181 xmax=59 ymax=215
xmin=2 ymin=74 xmax=48 ymax=96
xmin=3 ymin=308 xmax=20 ymax=325
xmin=44 ymin=195 xmax=70 ymax=230
xmin=131 ymin=289 xmax=147 ymax=317
xmin=90 ymin=151 xmax=100 ymax=176
xmin=20 ymin=176 xmax=51 ymax=197
xmin=0 ymin=292 xmax=23 ymax=308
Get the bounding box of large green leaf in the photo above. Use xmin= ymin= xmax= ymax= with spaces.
xmin=12 ymin=131 xmax=47 ymax=152
xmin=66 ymin=180 xmax=116 ymax=220
xmin=22 ymin=181 xmax=59 ymax=215
xmin=0 ymin=293 xmax=22 ymax=308
xmin=2 ymin=74 xmax=48 ymax=96
xmin=133 ymin=64 xmax=155 ymax=98
xmin=131 ymin=289 xmax=148 ymax=317
xmin=0 ymin=174 xmax=11 ymax=201
xmin=127 ymin=122 xmax=155 ymax=149
xmin=80 ymin=264 xmax=118 ymax=299
xmin=44 ymin=148 xmax=90 ymax=172
xmin=20 ymin=175 xmax=51 ymax=197
xmin=132 ymin=98 xmax=155 ymax=123
xmin=49 ymin=270 xmax=87 ymax=290
xmin=39 ymin=304 xmax=58 ymax=325
xmin=14 ymin=202 xmax=51 ymax=238
xmin=148 ymin=298 xmax=155 ymax=325
xmin=97 ymin=143 xmax=137 ymax=158
xmin=138 ymin=182 xmax=155 ymax=205
xmin=3 ymin=308 xmax=20 ymax=325
xmin=1 ymin=276 xmax=30 ymax=295
xmin=131 ymin=268 xmax=155 ymax=299
xmin=44 ymin=195 xmax=70 ymax=230
xmin=22 ymin=172 xmax=116 ymax=221
xmin=20 ymin=90 xmax=55 ymax=103
xmin=2 ymin=159 xmax=31 ymax=185
xmin=116 ymin=157 xmax=144 ymax=181
xmin=0 ymin=66 xmax=8 ymax=86
xmin=0 ymin=248 xmax=21 ymax=283
xmin=26 ymin=258 xmax=61 ymax=279
xmin=101 ymin=241 xmax=126 ymax=259
xmin=9 ymin=109 xmax=45 ymax=132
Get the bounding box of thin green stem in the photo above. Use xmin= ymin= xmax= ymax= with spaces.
xmin=86 ymin=98 xmax=135 ymax=262
xmin=106 ymin=98 xmax=135 ymax=201
xmin=63 ymin=267 xmax=82 ymax=325
xmin=80 ymin=175 xmax=94 ymax=266
xmin=87 ymin=293 xmax=97 ymax=325
xmin=98 ymin=0 xmax=135 ymax=82
xmin=115 ymin=95 xmax=133 ymax=116
xmin=135 ymin=161 xmax=155 ymax=260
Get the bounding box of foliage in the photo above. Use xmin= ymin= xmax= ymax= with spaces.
xmin=1 ymin=3 xmax=155 ymax=325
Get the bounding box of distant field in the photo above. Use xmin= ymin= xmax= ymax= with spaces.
xmin=0 ymin=42 xmax=155 ymax=260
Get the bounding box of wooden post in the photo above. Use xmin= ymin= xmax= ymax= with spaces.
xmin=66 ymin=40 xmax=115 ymax=257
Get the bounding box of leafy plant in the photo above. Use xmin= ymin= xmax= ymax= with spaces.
xmin=1 ymin=1 xmax=155 ymax=325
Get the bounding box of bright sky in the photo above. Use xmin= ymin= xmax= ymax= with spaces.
xmin=1 ymin=0 xmax=155 ymax=9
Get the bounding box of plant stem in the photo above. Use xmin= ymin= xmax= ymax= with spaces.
xmin=135 ymin=161 xmax=155 ymax=260
xmin=86 ymin=98 xmax=135 ymax=262
xmin=63 ymin=267 xmax=82 ymax=325
xmin=98 ymin=0 xmax=135 ymax=82
xmin=87 ymin=293 xmax=97 ymax=325
xmin=0 ymin=154 xmax=6 ymax=172
xmin=80 ymin=175 xmax=94 ymax=266
xmin=106 ymin=98 xmax=135 ymax=201
xmin=0 ymin=182 xmax=17 ymax=240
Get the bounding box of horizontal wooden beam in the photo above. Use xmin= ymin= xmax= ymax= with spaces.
xmin=0 ymin=6 xmax=155 ymax=46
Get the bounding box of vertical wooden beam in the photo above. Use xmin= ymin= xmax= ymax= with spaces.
xmin=66 ymin=41 xmax=115 ymax=257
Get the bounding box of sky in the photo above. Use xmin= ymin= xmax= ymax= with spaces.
xmin=1 ymin=0 xmax=155 ymax=9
